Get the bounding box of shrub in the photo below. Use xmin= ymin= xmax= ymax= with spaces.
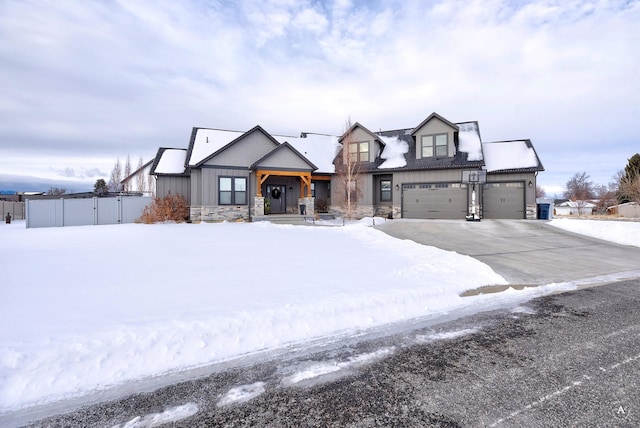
xmin=139 ymin=194 xmax=189 ymax=223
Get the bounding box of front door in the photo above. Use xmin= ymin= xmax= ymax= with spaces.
xmin=266 ymin=184 xmax=287 ymax=214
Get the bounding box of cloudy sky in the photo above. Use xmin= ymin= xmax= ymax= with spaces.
xmin=1 ymin=0 xmax=638 ymax=195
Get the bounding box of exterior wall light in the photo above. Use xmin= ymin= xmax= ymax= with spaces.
xmin=395 ymin=184 xmax=400 ymax=191
xmin=528 ymin=180 xmax=533 ymax=188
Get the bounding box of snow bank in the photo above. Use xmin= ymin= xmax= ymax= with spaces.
xmin=549 ymin=219 xmax=640 ymax=247
xmin=0 ymin=221 xmax=505 ymax=412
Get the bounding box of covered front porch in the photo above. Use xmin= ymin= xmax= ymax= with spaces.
xmin=253 ymin=169 xmax=315 ymax=217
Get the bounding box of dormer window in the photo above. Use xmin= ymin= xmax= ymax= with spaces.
xmin=421 ymin=134 xmax=448 ymax=158
xmin=349 ymin=141 xmax=370 ymax=162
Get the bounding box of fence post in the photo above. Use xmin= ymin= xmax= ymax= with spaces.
xmin=117 ymin=196 xmax=122 ymax=224
xmin=93 ymin=197 xmax=98 ymax=225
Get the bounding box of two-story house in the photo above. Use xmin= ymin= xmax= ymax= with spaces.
xmin=150 ymin=112 xmax=544 ymax=221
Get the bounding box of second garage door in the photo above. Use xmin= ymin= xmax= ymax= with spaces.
xmin=402 ymin=183 xmax=467 ymax=219
xmin=482 ymin=182 xmax=525 ymax=219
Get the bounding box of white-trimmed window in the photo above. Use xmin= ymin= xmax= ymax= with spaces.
xmin=421 ymin=134 xmax=448 ymax=158
xmin=219 ymin=177 xmax=247 ymax=205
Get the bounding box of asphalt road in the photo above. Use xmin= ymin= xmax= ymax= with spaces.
xmin=21 ymin=278 xmax=640 ymax=427
xmin=8 ymin=219 xmax=640 ymax=427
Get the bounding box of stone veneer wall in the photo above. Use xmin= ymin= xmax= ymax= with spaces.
xmin=298 ymin=197 xmax=314 ymax=216
xmin=330 ymin=204 xmax=402 ymax=219
xmin=190 ymin=205 xmax=249 ymax=222
xmin=254 ymin=197 xmax=265 ymax=217
xmin=526 ymin=204 xmax=537 ymax=220
xmin=374 ymin=205 xmax=402 ymax=219
xmin=329 ymin=205 xmax=374 ymax=219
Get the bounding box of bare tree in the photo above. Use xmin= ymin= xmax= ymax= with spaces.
xmin=594 ymin=183 xmax=617 ymax=213
xmin=123 ymin=155 xmax=132 ymax=191
xmin=46 ymin=187 xmax=67 ymax=196
xmin=108 ymin=158 xmax=123 ymax=192
xmin=335 ymin=119 xmax=362 ymax=219
xmin=535 ymin=185 xmax=546 ymax=199
xmin=564 ymin=172 xmax=594 ymax=200
xmin=564 ymin=172 xmax=594 ymax=216
xmin=136 ymin=157 xmax=146 ymax=193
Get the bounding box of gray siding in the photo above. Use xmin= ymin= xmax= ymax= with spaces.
xmin=413 ymin=118 xmax=456 ymax=159
xmin=156 ymin=176 xmax=191 ymax=203
xmin=196 ymin=167 xmax=250 ymax=206
xmin=350 ymin=127 xmax=383 ymax=162
xmin=203 ymin=132 xmax=277 ymax=167
xmin=255 ymin=149 xmax=313 ymax=171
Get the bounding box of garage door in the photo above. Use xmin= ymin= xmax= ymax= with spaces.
xmin=402 ymin=183 xmax=467 ymax=219
xmin=482 ymin=182 xmax=525 ymax=219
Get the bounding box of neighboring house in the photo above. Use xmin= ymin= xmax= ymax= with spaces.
xmin=150 ymin=112 xmax=544 ymax=222
xmin=120 ymin=159 xmax=156 ymax=196
xmin=607 ymin=201 xmax=640 ymax=218
xmin=554 ymin=200 xmax=596 ymax=216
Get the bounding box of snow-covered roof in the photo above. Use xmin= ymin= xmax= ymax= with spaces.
xmin=189 ymin=129 xmax=245 ymax=167
xmin=277 ymin=133 xmax=341 ymax=174
xmin=378 ymin=135 xmax=409 ymax=169
xmin=481 ymin=140 xmax=540 ymax=172
xmin=457 ymin=122 xmax=483 ymax=161
xmin=155 ymin=149 xmax=188 ymax=174
xmin=557 ymin=200 xmax=597 ymax=208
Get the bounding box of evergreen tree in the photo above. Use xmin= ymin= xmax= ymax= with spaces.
xmin=94 ymin=178 xmax=108 ymax=194
xmin=618 ymin=153 xmax=640 ymax=203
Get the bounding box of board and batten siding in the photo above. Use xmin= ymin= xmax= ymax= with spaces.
xmin=254 ymin=148 xmax=313 ymax=171
xmin=194 ymin=167 xmax=251 ymax=206
xmin=413 ymin=118 xmax=457 ymax=159
xmin=330 ymin=173 xmax=374 ymax=205
xmin=201 ymin=131 xmax=277 ymax=168
xmin=156 ymin=176 xmax=191 ymax=203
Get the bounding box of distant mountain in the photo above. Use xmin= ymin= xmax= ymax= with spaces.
xmin=0 ymin=174 xmax=94 ymax=193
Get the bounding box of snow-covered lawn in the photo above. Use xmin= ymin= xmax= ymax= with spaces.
xmin=549 ymin=218 xmax=640 ymax=247
xmin=0 ymin=218 xmax=634 ymax=413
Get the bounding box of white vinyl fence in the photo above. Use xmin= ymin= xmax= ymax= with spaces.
xmin=26 ymin=196 xmax=152 ymax=228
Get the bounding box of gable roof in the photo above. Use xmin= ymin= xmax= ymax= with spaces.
xmin=120 ymin=159 xmax=154 ymax=184
xmin=192 ymin=125 xmax=281 ymax=168
xmin=411 ymin=112 xmax=459 ymax=137
xmin=150 ymin=148 xmax=189 ymax=176
xmin=280 ymin=133 xmax=341 ymax=174
xmin=339 ymin=122 xmax=384 ymax=146
xmin=250 ymin=141 xmax=318 ymax=171
xmin=482 ymin=139 xmax=544 ymax=173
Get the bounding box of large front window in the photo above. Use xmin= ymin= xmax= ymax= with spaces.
xmin=219 ymin=177 xmax=247 ymax=205
xmin=421 ymin=134 xmax=448 ymax=158
xmin=349 ymin=141 xmax=370 ymax=162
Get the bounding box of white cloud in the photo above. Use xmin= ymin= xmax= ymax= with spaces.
xmin=0 ymin=0 xmax=638 ymax=192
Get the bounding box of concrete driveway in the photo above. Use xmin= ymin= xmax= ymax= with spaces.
xmin=376 ymin=219 xmax=640 ymax=286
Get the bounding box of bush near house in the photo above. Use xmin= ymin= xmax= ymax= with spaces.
xmin=139 ymin=194 xmax=189 ymax=223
